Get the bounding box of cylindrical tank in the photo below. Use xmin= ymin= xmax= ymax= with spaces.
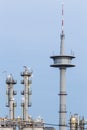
xmin=70 ymin=115 xmax=78 ymax=130
xmin=70 ymin=115 xmax=85 ymax=130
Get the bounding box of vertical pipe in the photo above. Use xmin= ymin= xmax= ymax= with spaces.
xmin=24 ymin=76 xmax=29 ymax=121
xmin=9 ymin=84 xmax=14 ymax=119
xmin=13 ymin=102 xmax=14 ymax=120
xmin=23 ymin=103 xmax=24 ymax=120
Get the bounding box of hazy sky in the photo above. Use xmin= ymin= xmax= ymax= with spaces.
xmin=0 ymin=0 xmax=87 ymax=128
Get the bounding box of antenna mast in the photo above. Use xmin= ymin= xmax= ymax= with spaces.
xmin=60 ymin=2 xmax=65 ymax=55
xmin=62 ymin=2 xmax=64 ymax=34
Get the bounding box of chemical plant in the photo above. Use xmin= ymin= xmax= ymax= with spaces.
xmin=0 ymin=67 xmax=54 ymax=130
xmin=0 ymin=2 xmax=87 ymax=130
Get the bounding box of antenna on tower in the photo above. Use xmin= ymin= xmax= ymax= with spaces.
xmin=61 ymin=2 xmax=64 ymax=34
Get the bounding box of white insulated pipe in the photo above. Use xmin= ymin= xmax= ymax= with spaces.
xmin=9 ymin=84 xmax=14 ymax=119
xmin=24 ymin=76 xmax=29 ymax=121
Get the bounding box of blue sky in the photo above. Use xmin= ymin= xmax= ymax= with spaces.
xmin=0 ymin=0 xmax=87 ymax=128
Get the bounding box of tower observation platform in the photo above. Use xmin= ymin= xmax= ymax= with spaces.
xmin=50 ymin=55 xmax=75 ymax=68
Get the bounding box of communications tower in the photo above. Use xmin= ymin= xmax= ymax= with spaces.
xmin=50 ymin=3 xmax=75 ymax=130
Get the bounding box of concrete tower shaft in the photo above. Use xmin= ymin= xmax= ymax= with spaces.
xmin=50 ymin=36 xmax=75 ymax=130
xmin=59 ymin=67 xmax=66 ymax=130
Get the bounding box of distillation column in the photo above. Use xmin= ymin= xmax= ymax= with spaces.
xmin=6 ymin=74 xmax=17 ymax=119
xmin=21 ymin=66 xmax=32 ymax=121
xmin=50 ymin=3 xmax=75 ymax=130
